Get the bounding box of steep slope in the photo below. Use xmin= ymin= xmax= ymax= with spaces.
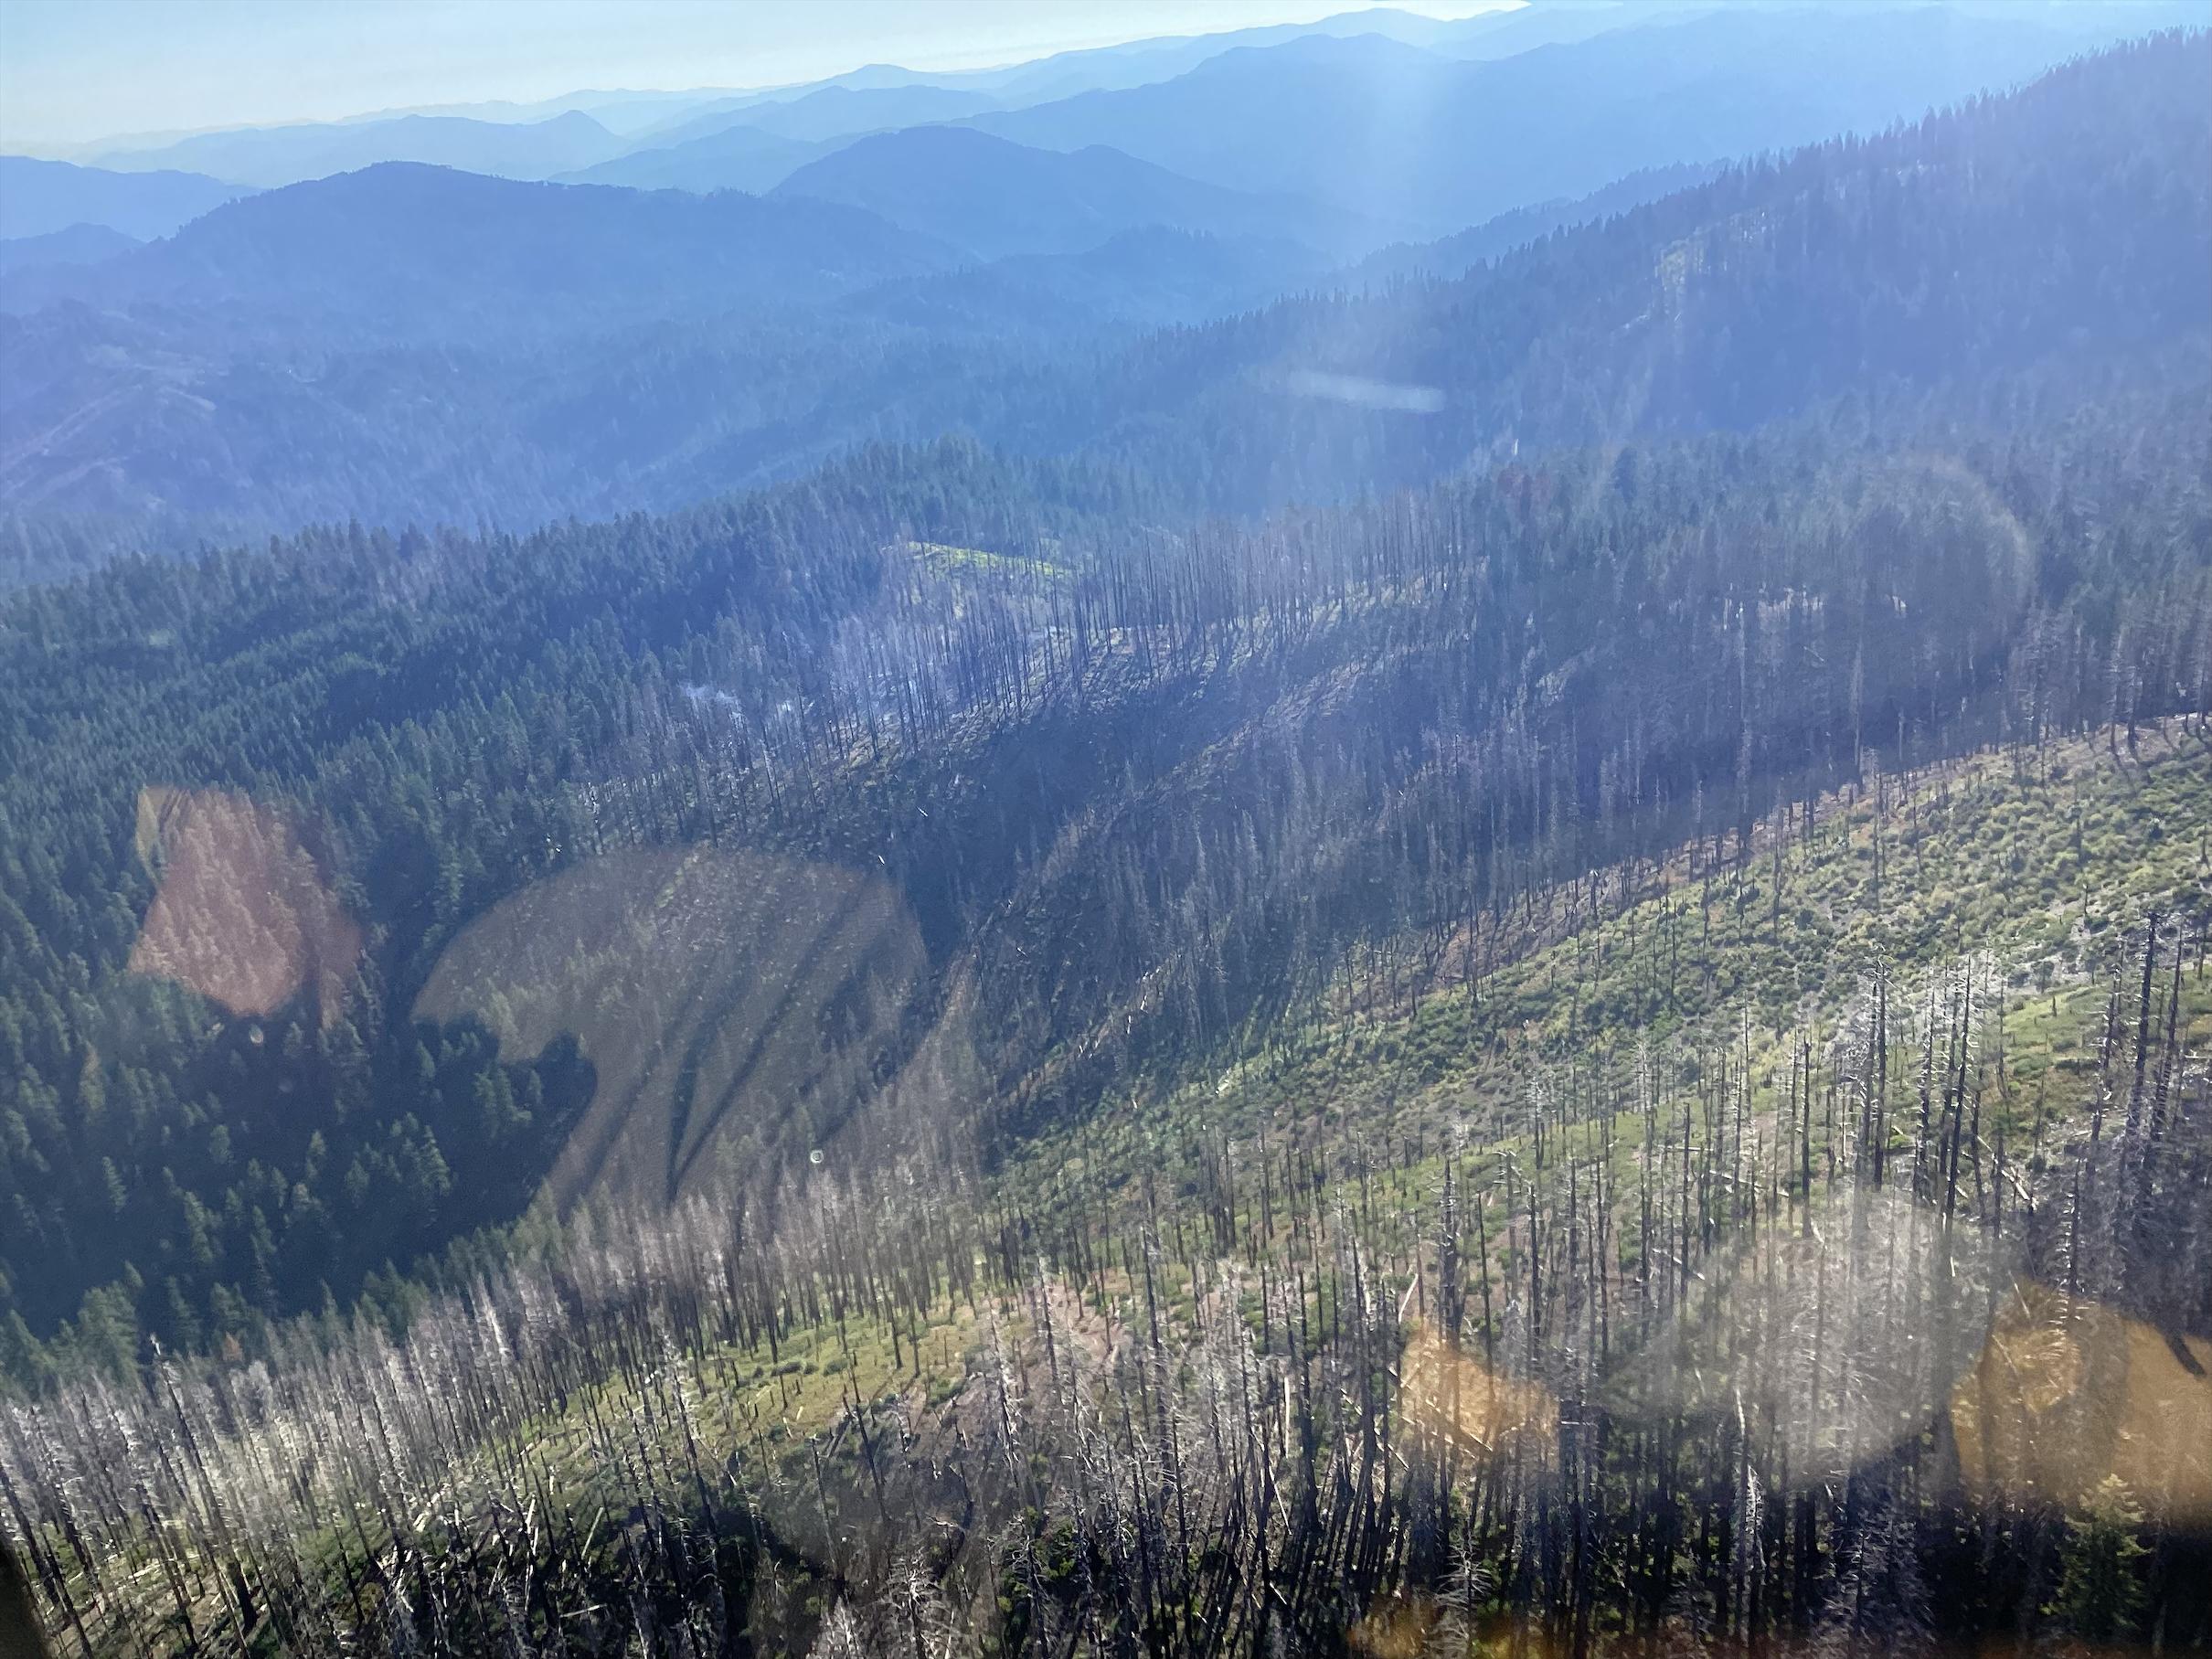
xmin=0 ymin=367 xmax=2203 ymax=1356
xmin=773 ymin=126 xmax=1393 ymax=260
xmin=966 ymin=5 xmax=2173 ymax=229
xmin=21 ymin=709 xmax=2212 ymax=1657
xmin=92 ymin=109 xmax=626 ymax=187
xmin=0 ymin=154 xmax=249 ymax=239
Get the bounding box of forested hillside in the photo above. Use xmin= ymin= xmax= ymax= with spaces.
xmin=11 ymin=702 xmax=2212 ymax=1655
xmin=2 ymin=17 xmax=2209 ymax=1659
xmin=995 ymin=30 xmax=2212 ymax=506
xmin=2 ymin=346 xmax=2204 ymax=1380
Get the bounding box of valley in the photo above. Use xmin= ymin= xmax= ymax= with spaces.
xmin=0 ymin=6 xmax=2207 ymax=1654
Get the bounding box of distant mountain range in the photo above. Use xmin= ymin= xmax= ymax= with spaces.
xmin=5 ymin=163 xmax=960 ymax=343
xmin=8 ymin=1 xmax=2189 ymax=232
xmin=839 ymin=225 xmax=1332 ymax=335
xmin=386 ymin=4 xmax=1687 ymax=147
xmin=558 ymin=124 xmax=836 ymax=194
xmin=3 ymin=31 xmax=2200 ymax=553
xmin=0 ymin=2 xmax=2204 ymax=570
xmin=89 ymin=109 xmax=627 ymax=188
xmin=493 ymin=2 xmax=2185 ymax=221
xmin=0 ymin=223 xmax=141 ymax=276
xmin=771 ymin=127 xmax=1398 ymax=261
xmin=1000 ymin=29 xmax=2212 ymax=507
xmin=638 ymin=83 xmax=1005 ymax=149
xmin=889 ymin=0 xmax=1716 ymax=103
xmin=558 ymin=84 xmax=1022 ymax=197
xmin=961 ymin=3 xmax=2185 ymax=229
xmin=0 ymin=155 xmax=249 ymax=240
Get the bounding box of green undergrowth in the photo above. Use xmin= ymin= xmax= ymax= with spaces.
xmin=909 ymin=538 xmax=1069 ymax=580
xmin=58 ymin=724 xmax=2212 ymax=1655
xmin=1013 ymin=723 xmax=2212 ymax=1202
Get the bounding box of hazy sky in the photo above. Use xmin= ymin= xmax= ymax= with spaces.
xmin=0 ymin=0 xmax=1512 ymax=153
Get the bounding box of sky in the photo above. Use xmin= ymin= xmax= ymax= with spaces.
xmin=0 ymin=0 xmax=1514 ymax=154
